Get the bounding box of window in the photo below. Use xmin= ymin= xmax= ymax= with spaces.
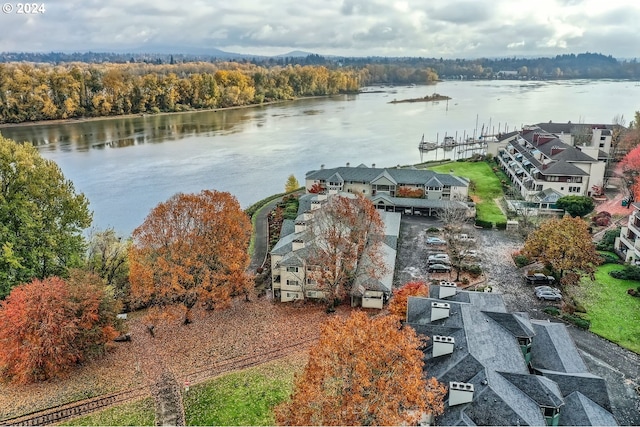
xmin=286 ymin=292 xmax=298 ymax=299
xmin=362 ymin=189 xmax=366 ymax=193
xmin=286 ymin=280 xmax=300 ymax=286
xmin=569 ymin=186 xmax=581 ymax=193
xmin=306 ymin=278 xmax=317 ymax=285
xmin=286 ymin=266 xmax=298 ymax=273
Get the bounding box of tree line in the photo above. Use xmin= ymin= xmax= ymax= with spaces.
xmin=0 ymin=62 xmax=366 ymax=124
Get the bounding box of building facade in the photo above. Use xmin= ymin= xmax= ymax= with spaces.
xmin=305 ymin=164 xmax=471 ymax=216
xmin=615 ymin=202 xmax=640 ymax=264
xmin=497 ymin=124 xmax=607 ymax=205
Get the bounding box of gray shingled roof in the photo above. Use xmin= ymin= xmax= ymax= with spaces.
xmin=483 ymin=311 xmax=536 ymax=338
xmin=371 ymin=194 xmax=470 ymax=210
xmin=540 ymin=160 xmax=589 ymax=176
xmin=306 ymin=166 xmax=469 ymax=187
xmin=561 ymin=391 xmax=618 ymax=426
xmin=279 ymin=219 xmax=295 ymax=238
xmin=531 ymin=321 xmax=588 ymax=373
xmin=498 ymin=372 xmax=565 ymax=407
xmin=537 ymin=370 xmax=612 ymax=412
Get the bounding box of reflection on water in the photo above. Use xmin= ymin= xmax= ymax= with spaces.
xmin=1 ymin=80 xmax=639 ymax=235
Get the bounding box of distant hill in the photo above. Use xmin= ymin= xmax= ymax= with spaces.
xmin=276 ymin=50 xmax=316 ymax=57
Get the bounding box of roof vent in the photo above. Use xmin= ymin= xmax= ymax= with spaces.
xmin=433 ymin=335 xmax=455 ymax=357
xmin=372 ymin=163 xmax=376 ymax=168
xmin=439 ymin=281 xmax=457 ymax=299
xmin=320 ymin=164 xmax=325 ymax=169
xmin=294 ymin=221 xmax=306 ymax=233
xmin=346 ymin=162 xmax=350 ymax=167
xmin=292 ymin=239 xmax=305 ymax=251
xmin=449 ymin=382 xmax=474 ymax=406
xmin=431 ymin=302 xmax=450 ymax=322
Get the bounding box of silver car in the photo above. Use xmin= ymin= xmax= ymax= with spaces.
xmin=537 ymin=290 xmax=562 ymax=301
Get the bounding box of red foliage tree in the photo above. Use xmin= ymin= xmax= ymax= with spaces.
xmin=274 ymin=311 xmax=446 ymax=426
xmin=0 ymin=274 xmax=121 ymax=384
xmin=129 ymin=190 xmax=252 ymax=326
xmin=620 ymin=145 xmax=640 ymax=201
xmin=388 ymin=281 xmax=430 ymax=318
xmin=396 ymin=186 xmax=425 ymax=198
xmin=307 ymin=182 xmax=324 ymax=193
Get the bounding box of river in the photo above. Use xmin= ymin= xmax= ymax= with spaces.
xmin=1 ymin=79 xmax=639 ymax=235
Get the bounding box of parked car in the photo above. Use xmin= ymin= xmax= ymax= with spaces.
xmin=537 ymin=290 xmax=563 ymax=301
xmin=428 ymin=258 xmax=451 ymax=266
xmin=534 ymin=285 xmax=561 ymax=295
xmin=456 ymin=233 xmax=476 ymax=242
xmin=460 ymin=250 xmax=479 ymax=258
xmin=428 ymin=263 xmax=452 ymax=273
xmin=426 ymin=237 xmax=446 ymax=245
xmin=428 ymin=253 xmax=450 ymax=262
xmin=525 ymin=273 xmax=556 ymax=285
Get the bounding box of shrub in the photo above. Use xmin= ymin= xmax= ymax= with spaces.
xmin=462 ymin=264 xmax=483 ymax=278
xmin=596 ymin=227 xmax=621 ymax=252
xmin=598 ymin=252 xmax=620 ymax=265
xmin=610 ymin=265 xmax=640 ymax=281
xmin=426 ymin=227 xmax=440 ymax=233
xmin=513 ymin=254 xmax=531 ymax=268
xmin=561 ymin=314 xmax=591 ymax=330
xmin=543 ymin=306 xmax=560 ymax=316
xmin=495 ymin=221 xmax=507 ymax=230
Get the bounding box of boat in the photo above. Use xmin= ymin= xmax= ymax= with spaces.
xmin=418 ymin=134 xmax=438 ymax=151
xmin=442 ymin=136 xmax=456 ymax=149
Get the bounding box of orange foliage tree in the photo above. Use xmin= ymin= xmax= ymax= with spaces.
xmin=0 ymin=273 xmax=121 ymax=383
xmin=274 ymin=311 xmax=446 ymax=425
xmin=129 ymin=190 xmax=252 ymax=326
xmin=306 ymin=195 xmax=386 ymax=309
xmin=396 ymin=186 xmax=425 ymax=198
xmin=388 ymin=281 xmax=430 ymax=318
xmin=522 ymin=216 xmax=601 ymax=286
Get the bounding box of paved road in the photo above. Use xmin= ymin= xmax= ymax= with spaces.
xmin=249 ymin=197 xmax=284 ymax=272
xmin=396 ymin=215 xmax=640 ymax=425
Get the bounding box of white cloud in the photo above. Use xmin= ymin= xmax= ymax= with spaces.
xmin=0 ymin=0 xmax=638 ymax=58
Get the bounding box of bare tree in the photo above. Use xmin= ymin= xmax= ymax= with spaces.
xmin=436 ymin=200 xmax=474 ymax=281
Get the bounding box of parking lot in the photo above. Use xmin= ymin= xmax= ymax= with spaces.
xmin=395 ymin=214 xmax=640 ymax=424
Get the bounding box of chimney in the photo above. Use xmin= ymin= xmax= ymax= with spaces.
xmin=292 ymin=239 xmax=305 ymax=251
xmin=439 ymin=282 xmax=457 ymax=299
xmin=311 ymin=200 xmax=322 ymax=210
xmin=320 ymin=164 xmax=325 ymax=169
xmin=372 ymin=163 xmax=376 ymax=168
xmin=433 ymin=335 xmax=455 ymax=357
xmin=316 ymin=193 xmax=327 ymax=201
xmin=449 ymin=382 xmax=474 ymax=406
xmin=431 ymin=302 xmax=450 ymax=322
xmin=294 ymin=221 xmax=306 ymax=233
xmin=346 ymin=162 xmax=350 ymax=167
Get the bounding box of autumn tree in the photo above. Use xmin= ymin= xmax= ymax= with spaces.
xmin=284 ymin=174 xmax=300 ymax=192
xmin=274 ymin=311 xmax=446 ymax=426
xmin=620 ymin=144 xmax=640 ymax=202
xmin=555 ymin=195 xmax=595 ymax=217
xmin=0 ymin=135 xmax=92 ymax=298
xmin=436 ymin=201 xmax=474 ymax=280
xmin=0 ymin=273 xmax=121 ymax=383
xmin=85 ymin=228 xmax=131 ymax=306
xmin=129 ymin=190 xmax=252 ymax=326
xmin=388 ymin=281 xmax=430 ymax=318
xmin=306 ymin=194 xmax=386 ymax=309
xmin=522 ymin=216 xmax=601 ymax=286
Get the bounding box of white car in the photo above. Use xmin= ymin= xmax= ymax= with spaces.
xmin=428 ymin=253 xmax=450 ymax=262
xmin=426 ymin=237 xmax=446 ymax=245
xmin=460 ymin=250 xmax=479 ymax=258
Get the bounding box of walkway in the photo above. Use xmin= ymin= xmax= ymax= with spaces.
xmin=249 ymin=197 xmax=286 ymax=272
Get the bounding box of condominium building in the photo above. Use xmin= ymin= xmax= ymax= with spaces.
xmin=305 ymin=164 xmax=471 ymax=216
xmin=615 ymin=202 xmax=640 ymax=264
xmin=497 ymin=125 xmax=607 ymax=206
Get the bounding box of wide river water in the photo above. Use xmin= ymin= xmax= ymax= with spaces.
xmin=2 ymin=79 xmax=639 ymax=235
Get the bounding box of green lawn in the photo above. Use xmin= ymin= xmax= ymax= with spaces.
xmin=62 ymin=355 xmax=305 ymax=426
xmin=59 ymin=398 xmax=155 ymax=426
xmin=577 ymin=263 xmax=640 ymax=353
xmin=430 ymin=161 xmax=507 ymax=224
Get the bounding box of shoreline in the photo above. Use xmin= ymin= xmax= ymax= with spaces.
xmin=0 ymin=96 xmax=335 ymax=129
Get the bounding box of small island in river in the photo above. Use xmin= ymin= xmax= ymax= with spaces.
xmin=388 ymin=93 xmax=451 ymax=104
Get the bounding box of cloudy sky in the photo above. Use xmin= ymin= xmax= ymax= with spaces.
xmin=1 ymin=0 xmax=639 ymax=58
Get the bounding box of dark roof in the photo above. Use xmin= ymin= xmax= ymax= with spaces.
xmin=483 ymin=311 xmax=536 ymax=338
xmin=531 ymin=321 xmax=588 ymax=373
xmin=406 ymin=293 xmax=617 ymax=426
xmin=536 ymin=122 xmax=616 ymax=135
xmin=540 ymin=160 xmax=589 ymax=176
xmin=280 ymin=219 xmax=295 ymax=238
xmin=561 ymin=391 xmax=618 ymax=426
xmin=306 ymin=166 xmax=469 ymax=187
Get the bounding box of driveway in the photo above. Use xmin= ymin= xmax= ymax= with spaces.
xmin=396 ymin=215 xmax=640 ymax=425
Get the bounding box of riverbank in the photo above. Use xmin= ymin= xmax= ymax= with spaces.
xmin=0 ymin=96 xmax=334 ymax=129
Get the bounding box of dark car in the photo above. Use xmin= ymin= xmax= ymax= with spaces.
xmin=428 ymin=263 xmax=452 ymax=273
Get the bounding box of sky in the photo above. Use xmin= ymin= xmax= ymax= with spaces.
xmin=1 ymin=0 xmax=639 ymax=58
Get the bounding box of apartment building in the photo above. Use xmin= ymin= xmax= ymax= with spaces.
xmin=497 ymin=125 xmax=606 ymax=206
xmin=305 ymin=163 xmax=471 ymax=216
xmin=615 ymin=202 xmax=640 ymax=264
xmin=270 ymin=192 xmax=401 ymax=308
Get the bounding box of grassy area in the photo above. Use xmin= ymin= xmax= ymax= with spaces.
xmin=430 ymin=161 xmax=507 ymax=224
xmin=577 ymin=263 xmax=640 ymax=353
xmin=61 ymin=354 xmax=306 ymax=426
xmin=59 ymin=398 xmax=155 ymax=426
